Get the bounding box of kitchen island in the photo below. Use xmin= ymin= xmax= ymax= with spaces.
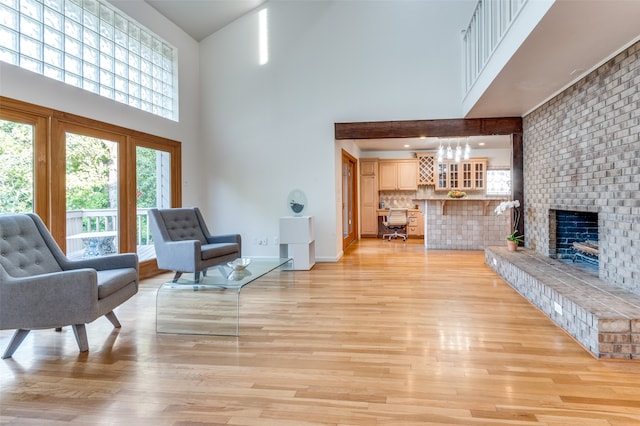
xmin=418 ymin=198 xmax=510 ymax=250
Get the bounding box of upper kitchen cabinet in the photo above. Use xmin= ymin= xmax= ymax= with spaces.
xmin=436 ymin=158 xmax=487 ymax=191
xmin=379 ymin=159 xmax=418 ymax=191
xmin=416 ymin=152 xmax=435 ymax=185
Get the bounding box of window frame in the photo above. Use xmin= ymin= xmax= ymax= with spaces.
xmin=0 ymin=96 xmax=182 ymax=278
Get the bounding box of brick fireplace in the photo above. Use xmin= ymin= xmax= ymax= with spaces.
xmin=487 ymin=41 xmax=640 ymax=359
xmin=523 ymin=41 xmax=640 ymax=295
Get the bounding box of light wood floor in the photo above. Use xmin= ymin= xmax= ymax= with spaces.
xmin=2 ymin=239 xmax=640 ymax=425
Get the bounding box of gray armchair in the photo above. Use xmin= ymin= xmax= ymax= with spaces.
xmin=148 ymin=207 xmax=241 ymax=283
xmin=0 ymin=213 xmax=139 ymax=359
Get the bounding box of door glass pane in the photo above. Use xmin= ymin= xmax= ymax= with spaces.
xmin=65 ymin=132 xmax=119 ymax=259
xmin=136 ymin=146 xmax=171 ymax=261
xmin=0 ymin=119 xmax=34 ymax=213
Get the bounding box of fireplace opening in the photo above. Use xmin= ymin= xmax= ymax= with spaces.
xmin=549 ymin=209 xmax=599 ymax=274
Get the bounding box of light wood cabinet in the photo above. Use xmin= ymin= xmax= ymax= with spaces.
xmin=378 ymin=159 xmax=418 ymax=191
xmin=360 ymin=159 xmax=377 ymax=176
xmin=407 ymin=210 xmax=424 ymax=237
xmin=359 ymin=159 xmax=379 ymax=237
xmin=416 ymin=152 xmax=435 ymax=185
xmin=473 ymin=160 xmax=486 ymax=190
xmin=436 ymin=158 xmax=486 ymax=191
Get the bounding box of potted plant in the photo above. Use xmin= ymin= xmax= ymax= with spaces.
xmin=447 ymin=190 xmax=466 ymax=199
xmin=495 ymin=200 xmax=523 ymax=251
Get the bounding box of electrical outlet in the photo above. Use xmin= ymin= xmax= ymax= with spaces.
xmin=273 ymin=237 xmax=279 ymax=245
xmin=554 ymin=302 xmax=563 ymax=316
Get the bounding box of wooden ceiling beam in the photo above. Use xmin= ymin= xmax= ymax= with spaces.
xmin=334 ymin=117 xmax=522 ymax=139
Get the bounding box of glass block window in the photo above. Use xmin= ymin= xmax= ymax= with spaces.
xmin=0 ymin=0 xmax=177 ymax=120
xmin=486 ymin=169 xmax=511 ymax=195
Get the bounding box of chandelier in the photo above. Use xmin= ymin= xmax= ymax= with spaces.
xmin=437 ymin=137 xmax=470 ymax=163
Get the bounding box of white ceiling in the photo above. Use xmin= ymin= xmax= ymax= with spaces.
xmin=144 ymin=0 xmax=267 ymax=42
xmin=143 ymin=0 xmax=640 ymax=152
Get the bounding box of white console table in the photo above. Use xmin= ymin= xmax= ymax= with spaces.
xmin=279 ymin=216 xmax=315 ymax=270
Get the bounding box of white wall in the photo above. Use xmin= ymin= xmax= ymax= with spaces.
xmin=0 ymin=0 xmax=203 ymax=206
xmin=199 ymin=0 xmax=476 ymax=261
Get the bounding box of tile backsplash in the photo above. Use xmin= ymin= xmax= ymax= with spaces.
xmin=378 ymin=191 xmax=419 ymax=209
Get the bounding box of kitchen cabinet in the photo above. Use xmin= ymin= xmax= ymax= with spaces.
xmin=407 ymin=210 xmax=424 ymax=237
xmin=472 ymin=160 xmax=486 ymax=190
xmin=359 ymin=159 xmax=379 ymax=237
xmin=379 ymin=159 xmax=418 ymax=190
xmin=436 ymin=158 xmax=486 ymax=191
xmin=416 ymin=152 xmax=435 ymax=185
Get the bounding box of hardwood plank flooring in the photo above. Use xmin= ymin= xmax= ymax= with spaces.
xmin=2 ymin=239 xmax=640 ymax=425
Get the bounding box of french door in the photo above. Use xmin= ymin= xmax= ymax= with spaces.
xmin=54 ymin=123 xmax=126 ymax=258
xmin=0 ymin=97 xmax=181 ymax=278
xmin=0 ymin=111 xmax=48 ymax=217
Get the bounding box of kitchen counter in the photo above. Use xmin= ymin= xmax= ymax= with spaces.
xmin=376 ymin=208 xmax=421 ymax=217
xmin=409 ymin=197 xmax=507 ymax=215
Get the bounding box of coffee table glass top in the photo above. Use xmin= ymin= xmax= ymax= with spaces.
xmin=173 ymin=258 xmax=291 ymax=289
xmin=156 ymin=258 xmax=292 ymax=336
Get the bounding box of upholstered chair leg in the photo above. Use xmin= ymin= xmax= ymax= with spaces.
xmin=72 ymin=324 xmax=89 ymax=352
xmin=104 ymin=311 xmax=122 ymax=328
xmin=194 ymin=271 xmax=201 ymax=283
xmin=2 ymin=329 xmax=31 ymax=359
xmin=172 ymin=271 xmax=182 ymax=282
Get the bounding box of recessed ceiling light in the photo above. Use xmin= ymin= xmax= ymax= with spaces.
xmin=479 ymin=142 xmax=485 ymax=146
xmin=404 ymin=144 xmax=410 ymax=148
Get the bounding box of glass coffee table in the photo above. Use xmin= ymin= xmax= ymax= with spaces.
xmin=156 ymin=258 xmax=292 ymax=336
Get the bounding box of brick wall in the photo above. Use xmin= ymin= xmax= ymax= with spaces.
xmin=523 ymin=41 xmax=640 ymax=293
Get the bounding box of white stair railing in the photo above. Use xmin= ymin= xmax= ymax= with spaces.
xmin=463 ymin=0 xmax=528 ymax=94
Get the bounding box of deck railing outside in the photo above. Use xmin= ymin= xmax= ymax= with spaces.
xmin=463 ymin=0 xmax=528 ymax=94
xmin=66 ymin=208 xmax=155 ymax=261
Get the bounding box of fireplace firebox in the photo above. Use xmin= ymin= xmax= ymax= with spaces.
xmin=549 ymin=209 xmax=599 ymax=270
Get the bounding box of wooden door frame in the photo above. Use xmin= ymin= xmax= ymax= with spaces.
xmin=334 ymin=117 xmax=524 ymax=240
xmin=341 ymin=149 xmax=358 ymax=250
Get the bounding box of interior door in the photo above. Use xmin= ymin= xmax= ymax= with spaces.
xmin=342 ymin=150 xmax=357 ymax=249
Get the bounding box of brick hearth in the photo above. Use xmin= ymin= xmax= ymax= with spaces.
xmin=486 ymin=246 xmax=640 ymax=360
